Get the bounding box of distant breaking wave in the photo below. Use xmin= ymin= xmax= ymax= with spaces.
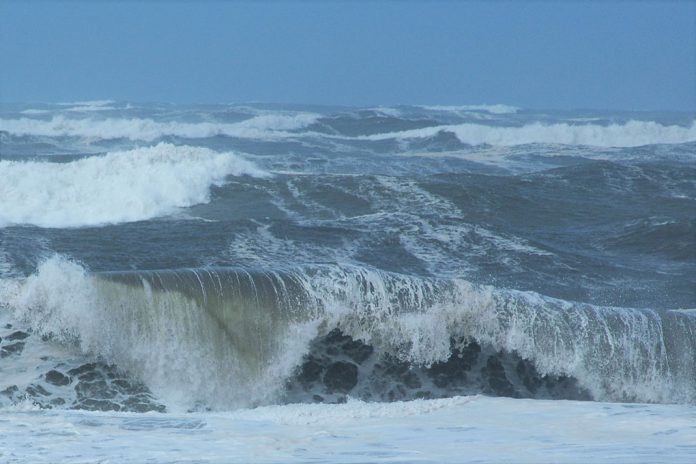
xmin=3 ymin=113 xmax=695 ymax=147
xmin=355 ymin=120 xmax=696 ymax=147
xmin=20 ymin=101 xmax=122 ymax=115
xmin=0 ymin=113 xmax=320 ymax=141
xmin=0 ymin=143 xmax=269 ymax=228
xmin=419 ymin=104 xmax=520 ymax=114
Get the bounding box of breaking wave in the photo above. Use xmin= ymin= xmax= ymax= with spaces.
xmin=419 ymin=104 xmax=520 ymax=114
xmin=0 ymin=143 xmax=269 ymax=228
xmin=357 ymin=120 xmax=696 ymax=147
xmin=0 ymin=113 xmax=320 ymax=141
xmin=2 ymin=256 xmax=694 ymax=411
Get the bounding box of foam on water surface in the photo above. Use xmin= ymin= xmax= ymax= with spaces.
xmin=1 ymin=396 xmax=694 ymax=463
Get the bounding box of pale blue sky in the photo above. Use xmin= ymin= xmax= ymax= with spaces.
xmin=1 ymin=1 xmax=694 ymax=110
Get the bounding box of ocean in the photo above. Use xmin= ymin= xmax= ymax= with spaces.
xmin=1 ymin=100 xmax=695 ymax=462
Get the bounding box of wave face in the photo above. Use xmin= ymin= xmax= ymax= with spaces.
xmin=1 ymin=102 xmax=694 ymax=413
xmin=0 ymin=143 xmax=268 ymax=228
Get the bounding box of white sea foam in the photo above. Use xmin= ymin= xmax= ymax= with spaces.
xmin=0 ymin=143 xmax=269 ymax=228
xmin=0 ymin=250 xmax=16 ymax=278
xmin=64 ymin=104 xmax=118 ymax=112
xmin=56 ymin=100 xmax=116 ymax=107
xmin=358 ymin=120 xmax=696 ymax=147
xmin=19 ymin=109 xmax=51 ymax=115
xmin=20 ymin=103 xmax=117 ymax=114
xmin=1 ymin=395 xmax=694 ymax=463
xmin=368 ymin=106 xmax=403 ymax=117
xmin=420 ymin=104 xmax=520 ymax=114
xmin=0 ymin=112 xmax=320 ymax=141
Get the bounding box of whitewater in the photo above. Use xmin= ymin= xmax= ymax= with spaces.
xmin=1 ymin=102 xmax=695 ymax=462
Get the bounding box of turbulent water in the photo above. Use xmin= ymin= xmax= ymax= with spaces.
xmin=1 ymin=101 xmax=695 ymax=418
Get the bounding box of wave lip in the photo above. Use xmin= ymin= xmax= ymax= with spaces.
xmin=0 ymin=142 xmax=269 ymax=228
xmin=357 ymin=120 xmax=696 ymax=147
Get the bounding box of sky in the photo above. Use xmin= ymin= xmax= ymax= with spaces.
xmin=1 ymin=1 xmax=694 ymax=110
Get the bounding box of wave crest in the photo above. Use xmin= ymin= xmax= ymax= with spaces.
xmin=0 ymin=113 xmax=319 ymax=141
xmin=358 ymin=120 xmax=696 ymax=147
xmin=0 ymin=143 xmax=269 ymax=228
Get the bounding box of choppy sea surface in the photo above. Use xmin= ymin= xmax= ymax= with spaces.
xmin=1 ymin=101 xmax=695 ymax=462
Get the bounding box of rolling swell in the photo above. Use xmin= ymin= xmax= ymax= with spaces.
xmin=2 ymin=256 xmax=695 ymax=411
